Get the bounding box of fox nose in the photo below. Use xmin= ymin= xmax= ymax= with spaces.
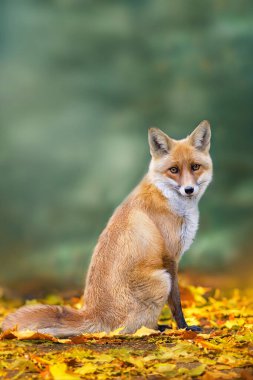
xmin=184 ymin=186 xmax=194 ymax=195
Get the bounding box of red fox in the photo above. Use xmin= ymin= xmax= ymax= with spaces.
xmin=2 ymin=121 xmax=212 ymax=337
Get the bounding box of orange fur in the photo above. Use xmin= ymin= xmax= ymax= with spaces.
xmin=2 ymin=121 xmax=212 ymax=337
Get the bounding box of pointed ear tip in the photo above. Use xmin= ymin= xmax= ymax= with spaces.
xmin=200 ymin=120 xmax=211 ymax=129
xmin=148 ymin=127 xmax=159 ymax=135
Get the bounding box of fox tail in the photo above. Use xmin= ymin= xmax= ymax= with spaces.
xmin=1 ymin=304 xmax=95 ymax=337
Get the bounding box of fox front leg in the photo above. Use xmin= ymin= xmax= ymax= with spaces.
xmin=164 ymin=258 xmax=202 ymax=332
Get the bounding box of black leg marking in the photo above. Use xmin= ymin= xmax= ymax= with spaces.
xmin=157 ymin=324 xmax=171 ymax=332
xmin=163 ymin=258 xmax=201 ymax=332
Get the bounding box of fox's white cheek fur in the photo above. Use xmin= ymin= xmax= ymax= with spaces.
xmin=197 ymin=172 xmax=213 ymax=196
xmin=148 ymin=172 xmax=178 ymax=194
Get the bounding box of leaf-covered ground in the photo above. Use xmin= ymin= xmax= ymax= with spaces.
xmin=0 ymin=283 xmax=252 ymax=379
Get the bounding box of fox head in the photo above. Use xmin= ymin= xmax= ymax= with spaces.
xmin=148 ymin=120 xmax=212 ymax=202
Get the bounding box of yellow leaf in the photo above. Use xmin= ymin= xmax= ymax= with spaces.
xmin=185 ymin=316 xmax=200 ymax=326
xmin=8 ymin=358 xmax=38 ymax=372
xmin=143 ymin=354 xmax=157 ymax=362
xmin=80 ymin=331 xmax=107 ymax=339
xmin=49 ymin=363 xmax=80 ymax=380
xmin=73 ymin=301 xmax=83 ymax=310
xmin=225 ymin=319 xmax=245 ymax=329
xmin=133 ymin=326 xmax=159 ymax=337
xmin=75 ymin=362 xmax=98 ymax=375
xmin=235 ymin=332 xmax=253 ymax=342
xmin=194 ymin=294 xmax=207 ymax=305
xmin=94 ymin=353 xmax=115 ymax=363
xmin=218 ymin=354 xmax=238 ymax=364
xmin=44 ymin=294 xmax=64 ymax=305
xmin=188 ymin=363 xmax=206 ymax=377
xmin=198 ymin=333 xmax=211 ymax=339
xmin=56 ymin=338 xmax=72 ymax=344
xmin=128 ymin=357 xmax=144 ymax=369
xmin=109 ymin=326 xmax=125 ymax=336
xmin=204 ymin=370 xmax=239 ymax=379
xmin=201 ymin=357 xmax=216 ymax=365
xmin=155 ymin=363 xmax=176 ymax=373
xmin=215 ymin=364 xmax=232 ymax=370
xmin=197 ymin=340 xmax=222 ymax=351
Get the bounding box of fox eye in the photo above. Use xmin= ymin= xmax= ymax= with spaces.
xmin=192 ymin=164 xmax=200 ymax=171
xmin=169 ymin=166 xmax=179 ymax=174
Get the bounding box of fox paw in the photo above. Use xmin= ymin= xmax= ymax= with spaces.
xmin=185 ymin=325 xmax=202 ymax=332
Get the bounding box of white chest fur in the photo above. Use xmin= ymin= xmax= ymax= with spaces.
xmin=153 ymin=181 xmax=199 ymax=257
xmin=168 ymin=193 xmax=199 ymax=257
xmin=180 ymin=207 xmax=199 ymax=256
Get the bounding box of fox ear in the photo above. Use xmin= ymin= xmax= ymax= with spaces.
xmin=189 ymin=120 xmax=211 ymax=152
xmin=148 ymin=128 xmax=173 ymax=158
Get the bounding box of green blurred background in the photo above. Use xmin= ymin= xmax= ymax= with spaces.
xmin=0 ymin=0 xmax=252 ymax=293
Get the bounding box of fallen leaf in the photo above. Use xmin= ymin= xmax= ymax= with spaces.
xmin=75 ymin=362 xmax=98 ymax=375
xmin=132 ymin=326 xmax=159 ymax=337
xmin=1 ymin=282 xmax=252 ymax=379
xmin=188 ymin=363 xmax=206 ymax=377
xmin=50 ymin=363 xmax=80 ymax=380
